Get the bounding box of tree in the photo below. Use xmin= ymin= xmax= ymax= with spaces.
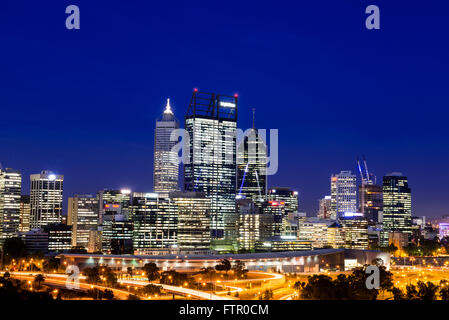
xmin=231 ymin=260 xmax=248 ymax=278
xmin=215 ymin=259 xmax=231 ymax=275
xmin=34 ymin=274 xmax=45 ymax=290
xmin=416 ymin=281 xmax=438 ymax=300
xmin=160 ymin=270 xmax=194 ymax=287
xmin=84 ymin=266 xmax=101 ymax=284
xmin=139 ymin=284 xmax=163 ymax=296
xmin=2 ymin=238 xmax=27 ymax=264
xmin=103 ymin=289 xmax=114 ymax=300
xmin=301 ymin=275 xmax=336 ymax=300
xmin=405 ymin=284 xmax=419 ymax=300
xmin=440 ymin=280 xmax=449 ymax=300
xmin=143 ymin=263 xmax=160 ymax=282
xmin=390 ymin=287 xmax=405 ymax=300
xmin=43 ymin=257 xmax=61 ymax=273
xmin=259 ymin=289 xmax=273 ymax=300
xmin=127 ymin=267 xmax=133 ymax=278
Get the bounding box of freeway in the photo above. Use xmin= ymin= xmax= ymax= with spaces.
xmin=2 ymin=271 xmax=233 ymax=300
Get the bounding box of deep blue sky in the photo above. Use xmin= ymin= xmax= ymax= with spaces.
xmin=1 ymin=0 xmax=448 ymax=218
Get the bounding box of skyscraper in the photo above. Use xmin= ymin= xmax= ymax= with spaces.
xmin=154 ymin=98 xmax=179 ymax=197
xmin=382 ymin=173 xmax=412 ymax=243
xmin=30 ymin=171 xmax=63 ymax=229
xmin=0 ymin=168 xmax=22 ymax=244
xmin=330 ymin=171 xmax=357 ymax=219
xmin=67 ymin=195 xmax=99 ymax=249
xmin=184 ymin=90 xmax=238 ymax=241
xmin=236 ymin=109 xmax=267 ymax=202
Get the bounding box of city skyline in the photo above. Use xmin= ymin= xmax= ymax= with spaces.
xmin=1 ymin=1 xmax=449 ymax=219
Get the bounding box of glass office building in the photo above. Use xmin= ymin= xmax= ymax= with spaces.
xmin=184 ymin=91 xmax=237 ymax=240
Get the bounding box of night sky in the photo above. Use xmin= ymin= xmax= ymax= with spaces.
xmin=1 ymin=1 xmax=448 ymax=218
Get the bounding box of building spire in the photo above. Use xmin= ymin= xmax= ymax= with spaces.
xmin=252 ymin=108 xmax=256 ymax=129
xmin=164 ymin=98 xmax=173 ymax=115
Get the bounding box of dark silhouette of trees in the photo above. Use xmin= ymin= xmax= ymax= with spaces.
xmin=231 ymin=260 xmax=248 ymax=278
xmin=2 ymin=238 xmax=27 ymax=264
xmin=33 ymin=274 xmax=45 ymax=290
xmin=143 ymin=262 xmax=160 ymax=282
xmin=215 ymin=259 xmax=232 ymax=275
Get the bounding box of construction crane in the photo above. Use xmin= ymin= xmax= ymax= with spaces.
xmin=357 ymin=155 xmax=375 ymax=185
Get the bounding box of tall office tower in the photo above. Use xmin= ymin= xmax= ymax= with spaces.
xmin=19 ymin=195 xmax=31 ymax=232
xmin=317 ymin=196 xmax=331 ymax=219
xmin=30 ymin=171 xmax=63 ymax=229
xmin=184 ymin=90 xmax=238 ymax=240
xmin=171 ymin=191 xmax=211 ymax=250
xmin=265 ymin=187 xmax=299 ymax=236
xmin=67 ymin=195 xmax=99 ymax=249
xmin=0 ymin=168 xmax=22 ymax=244
xmin=330 ymin=171 xmax=357 ymax=219
xmin=382 ymin=173 xmax=412 ymax=244
xmin=154 ymin=98 xmax=180 ymax=197
xmin=359 ymin=184 xmax=383 ymax=223
xmin=236 ymin=109 xmax=267 ymax=203
xmin=97 ymin=189 xmax=131 ymax=223
xmin=130 ymin=192 xmax=177 ymax=253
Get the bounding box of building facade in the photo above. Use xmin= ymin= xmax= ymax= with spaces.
xmin=330 ymin=171 xmax=357 ymax=219
xmin=317 ymin=195 xmax=331 ymax=219
xmin=19 ymin=195 xmax=31 ymax=233
xmin=130 ymin=192 xmax=178 ymax=253
xmin=171 ymin=191 xmax=211 ymax=250
xmin=359 ymin=183 xmax=383 ymax=223
xmin=67 ymin=195 xmax=99 ymax=249
xmin=154 ymin=98 xmax=179 ymax=197
xmin=30 ymin=171 xmax=63 ymax=229
xmin=381 ymin=173 xmax=412 ymax=246
xmin=0 ymin=168 xmax=22 ymax=244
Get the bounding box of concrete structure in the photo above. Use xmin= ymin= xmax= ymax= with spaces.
xmin=58 ymin=249 xmax=390 ymax=273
